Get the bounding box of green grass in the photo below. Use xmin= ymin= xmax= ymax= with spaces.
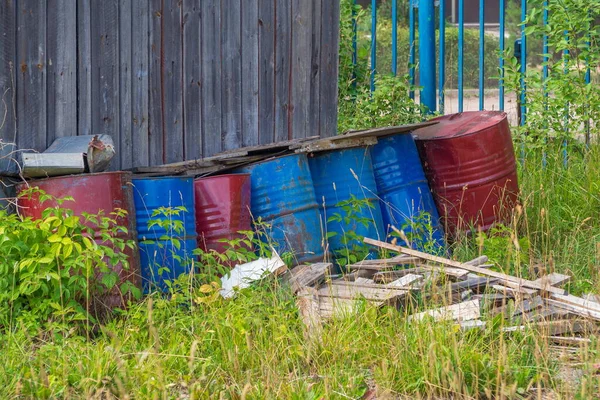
xmin=4 ymin=145 xmax=600 ymax=398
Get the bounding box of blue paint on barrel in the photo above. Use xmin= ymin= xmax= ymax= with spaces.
xmin=308 ymin=147 xmax=384 ymax=254
xmin=370 ymin=133 xmax=445 ymax=250
xmin=236 ymin=153 xmax=325 ymax=264
xmin=132 ymin=176 xmax=197 ymax=293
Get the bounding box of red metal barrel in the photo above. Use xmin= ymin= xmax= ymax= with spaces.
xmin=413 ymin=111 xmax=519 ymax=236
xmin=194 ymin=174 xmax=251 ymax=253
xmin=17 ymin=172 xmax=141 ymax=316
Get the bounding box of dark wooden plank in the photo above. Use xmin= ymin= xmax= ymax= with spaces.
xmin=182 ymin=0 xmax=202 ymax=160
xmin=131 ymin=0 xmax=150 ymax=167
xmin=241 ymin=0 xmax=259 ymax=147
xmin=0 ymin=0 xmax=16 ymax=143
xmin=290 ymin=0 xmax=312 ymax=139
xmin=285 ymin=262 xmax=332 ymax=293
xmin=46 ymin=0 xmax=77 ymax=145
xmin=274 ymin=0 xmax=291 ymax=142
xmin=163 ymin=0 xmax=184 ymax=163
xmin=200 ymin=0 xmax=222 ymax=156
xmin=257 ymin=0 xmax=274 ymax=145
xmin=308 ymin=0 xmax=322 ymax=138
xmin=148 ymin=0 xmax=164 ymax=165
xmin=335 ymin=122 xmax=438 ymax=141
xmin=77 ymin=0 xmax=92 ymax=137
xmin=221 ymin=0 xmax=242 ymax=151
xmin=16 ymin=0 xmax=47 ymax=151
xmin=91 ymin=0 xmax=120 ymax=168
xmin=319 ymin=0 xmax=340 ymax=138
xmin=119 ymin=0 xmax=133 ymax=169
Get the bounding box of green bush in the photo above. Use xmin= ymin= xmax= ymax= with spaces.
xmin=0 ymin=189 xmax=139 ymax=332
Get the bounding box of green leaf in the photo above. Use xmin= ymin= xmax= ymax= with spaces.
xmin=38 ymin=257 xmax=53 ymax=264
xmin=48 ymin=234 xmax=62 ymax=243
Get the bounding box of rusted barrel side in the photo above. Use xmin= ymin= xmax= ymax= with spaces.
xmin=413 ymin=111 xmax=519 ymax=236
xmin=17 ymin=172 xmax=141 ymax=316
xmin=194 ymin=174 xmax=252 ymax=253
xmin=235 ymin=153 xmax=326 ymax=265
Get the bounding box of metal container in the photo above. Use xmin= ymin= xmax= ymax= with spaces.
xmin=16 ymin=172 xmax=141 ymax=315
xmin=370 ymin=133 xmax=445 ymax=249
xmin=194 ymin=174 xmax=252 ymax=253
xmin=413 ymin=111 xmax=519 ymax=235
xmin=236 ymin=153 xmax=325 ymax=264
xmin=132 ymin=176 xmax=197 ymax=293
xmin=308 ymin=147 xmax=384 ymax=254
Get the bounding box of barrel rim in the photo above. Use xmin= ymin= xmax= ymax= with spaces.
xmin=132 ymin=175 xmax=195 ymax=182
xmin=413 ymin=111 xmax=508 ymax=141
xmin=194 ymin=173 xmax=250 ymax=182
xmin=16 ymin=171 xmax=132 ymax=187
xmin=239 ymin=152 xmax=307 ymax=169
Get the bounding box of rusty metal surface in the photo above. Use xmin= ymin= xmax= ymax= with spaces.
xmin=132 ymin=176 xmax=197 ymax=293
xmin=413 ymin=111 xmax=519 ymax=235
xmin=194 ymin=174 xmax=251 ymax=253
xmin=236 ymin=153 xmax=326 ymax=265
xmin=308 ymin=147 xmax=385 ymax=253
xmin=16 ymin=171 xmax=141 ymax=313
xmin=370 ymin=133 xmax=444 ymax=249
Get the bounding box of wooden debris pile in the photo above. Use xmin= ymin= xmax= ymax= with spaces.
xmin=290 ymin=237 xmax=600 ymax=344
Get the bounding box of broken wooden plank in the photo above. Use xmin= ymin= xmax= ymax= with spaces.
xmin=373 ymin=268 xmax=429 ymax=284
xmin=318 ymin=296 xmax=372 ymax=319
xmin=463 ymin=256 xmax=489 ymax=267
xmin=418 ymin=264 xmax=470 ymax=280
xmin=347 ymin=255 xmax=420 ymax=271
xmin=296 ymin=136 xmax=378 ymax=153
xmin=545 ymin=297 xmax=600 ymax=321
xmin=503 ymin=319 xmax=598 ymax=336
xmin=333 ymin=121 xmax=438 ymax=141
xmin=459 ymin=319 xmax=487 ymax=331
xmin=491 ymin=284 xmax=538 ymax=297
xmin=546 ymin=336 xmax=592 ymax=346
xmin=285 ymin=262 xmax=332 ymax=293
xmin=318 ymin=283 xmax=408 ymax=302
xmin=387 ymin=274 xmax=424 ymax=289
xmin=408 ymin=299 xmax=481 ymax=322
xmin=512 ymin=296 xmax=544 ymax=317
xmin=533 ymin=273 xmax=571 ymax=289
xmin=204 ymin=136 xmax=318 ymax=161
xmin=296 ymin=287 xmax=322 ymax=340
xmin=354 ymin=277 xmax=375 ymax=285
xmin=330 ymin=280 xmax=410 ymax=292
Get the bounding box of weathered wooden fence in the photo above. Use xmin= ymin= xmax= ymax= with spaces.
xmin=0 ymin=0 xmax=340 ymax=169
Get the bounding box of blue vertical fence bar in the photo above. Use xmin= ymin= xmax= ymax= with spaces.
xmin=458 ymin=0 xmax=464 ymax=112
xmin=370 ymin=0 xmax=377 ymax=93
xmin=419 ymin=0 xmax=436 ymax=113
xmin=409 ymin=0 xmax=415 ymax=99
xmin=439 ymin=0 xmax=445 ymax=112
xmin=478 ymin=0 xmax=485 ymax=110
xmin=542 ymin=1 xmax=548 ymax=167
xmin=499 ymin=0 xmax=505 ymax=111
xmin=352 ymin=0 xmax=357 ymax=89
xmin=520 ymin=0 xmax=527 ymax=126
xmin=391 ymin=0 xmax=397 ymax=75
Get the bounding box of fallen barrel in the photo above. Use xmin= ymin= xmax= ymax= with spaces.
xmin=308 ymin=147 xmax=384 ymax=255
xmin=17 ymin=172 xmax=141 ymax=316
xmin=194 ymin=173 xmax=252 ymax=253
xmin=132 ymin=176 xmax=197 ymax=293
xmin=235 ymin=153 xmax=325 ymax=264
xmin=370 ymin=133 xmax=445 ymax=250
xmin=413 ymin=111 xmax=519 ymax=236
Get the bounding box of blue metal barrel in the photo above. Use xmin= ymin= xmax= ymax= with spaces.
xmin=370 ymin=133 xmax=445 ymax=250
xmin=132 ymin=176 xmax=197 ymax=293
xmin=308 ymin=147 xmax=384 ymax=254
xmin=236 ymin=153 xmax=325 ymax=264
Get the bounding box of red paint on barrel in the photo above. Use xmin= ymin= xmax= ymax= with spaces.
xmin=413 ymin=111 xmax=519 ymax=236
xmin=194 ymin=174 xmax=251 ymax=253
xmin=17 ymin=172 xmax=141 ymax=316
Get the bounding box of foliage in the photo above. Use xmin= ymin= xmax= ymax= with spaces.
xmin=504 ymin=0 xmax=600 ymax=146
xmin=395 ymin=210 xmax=445 ymax=255
xmin=0 ymin=189 xmax=138 ymax=332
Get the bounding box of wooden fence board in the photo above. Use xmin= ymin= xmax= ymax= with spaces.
xmin=201 ymin=0 xmax=222 ymax=156
xmin=291 ymin=0 xmax=312 ymax=139
xmin=221 ymin=0 xmax=242 ymax=151
xmin=131 ymin=0 xmax=150 ymax=167
xmin=309 ymin=0 xmax=322 ymax=138
xmin=257 ymin=0 xmax=275 ymax=145
xmin=16 ymin=0 xmax=47 ymax=151
xmin=319 ymin=0 xmax=340 ymax=137
xmin=0 ymin=0 xmax=16 ymax=143
xmin=182 ymin=0 xmax=202 ymax=160
xmin=148 ymin=0 xmax=164 ymax=165
xmin=241 ymin=0 xmax=259 ymax=147
xmin=274 ymin=0 xmax=291 ymax=142
xmin=76 ymin=0 xmax=92 ymax=137
xmin=119 ymin=0 xmax=133 ymax=169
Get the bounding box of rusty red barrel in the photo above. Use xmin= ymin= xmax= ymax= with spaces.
xmin=17 ymin=172 xmax=141 ymax=315
xmin=413 ymin=111 xmax=519 ymax=236
xmin=194 ymin=174 xmax=252 ymax=253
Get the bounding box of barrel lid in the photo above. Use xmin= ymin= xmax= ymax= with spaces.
xmin=412 ymin=111 xmax=507 ymax=141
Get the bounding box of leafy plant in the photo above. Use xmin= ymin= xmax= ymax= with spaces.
xmin=0 ymin=189 xmax=138 ymax=332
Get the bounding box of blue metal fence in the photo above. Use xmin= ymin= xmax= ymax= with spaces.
xmin=357 ymin=0 xmax=532 ymax=118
